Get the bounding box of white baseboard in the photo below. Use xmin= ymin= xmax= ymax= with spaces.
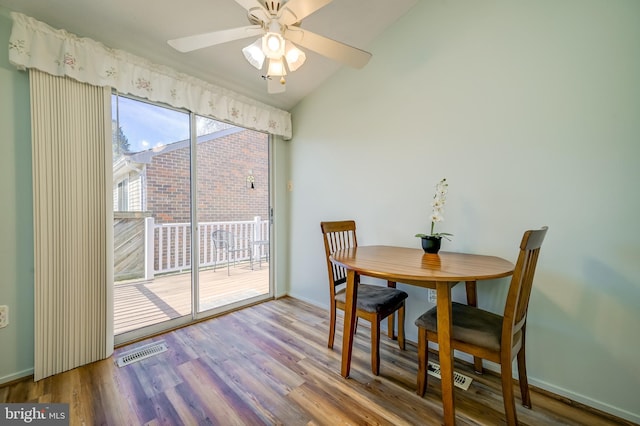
xmin=285 ymin=291 xmax=330 ymax=311
xmin=0 ymin=368 xmax=33 ymax=386
xmin=528 ymin=377 xmax=640 ymax=424
xmin=448 ymin=351 xmax=639 ymax=424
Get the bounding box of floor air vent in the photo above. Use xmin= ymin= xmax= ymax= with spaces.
xmin=427 ymin=362 xmax=473 ymax=391
xmin=116 ymin=340 xmax=168 ymax=367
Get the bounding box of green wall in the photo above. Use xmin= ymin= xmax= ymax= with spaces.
xmin=287 ymin=0 xmax=640 ymax=422
xmin=2 ymin=1 xmax=639 ymax=422
xmin=0 ymin=7 xmax=34 ymax=382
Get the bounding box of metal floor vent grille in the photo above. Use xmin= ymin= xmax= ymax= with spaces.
xmin=427 ymin=362 xmax=473 ymax=391
xmin=116 ymin=341 xmax=168 ymax=367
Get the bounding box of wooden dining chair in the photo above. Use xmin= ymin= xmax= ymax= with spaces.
xmin=415 ymin=226 xmax=548 ymax=426
xmin=320 ymin=220 xmax=408 ymax=376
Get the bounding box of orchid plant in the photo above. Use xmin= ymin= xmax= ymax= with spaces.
xmin=415 ymin=178 xmax=453 ymax=240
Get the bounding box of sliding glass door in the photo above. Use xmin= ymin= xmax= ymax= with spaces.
xmin=112 ymin=95 xmax=192 ymax=339
xmin=195 ymin=115 xmax=271 ymax=314
xmin=112 ymin=95 xmax=271 ymax=343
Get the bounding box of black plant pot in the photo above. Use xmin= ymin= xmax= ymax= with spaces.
xmin=421 ymin=236 xmax=442 ymax=254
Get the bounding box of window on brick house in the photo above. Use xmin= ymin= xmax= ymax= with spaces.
xmin=117 ymin=179 xmax=128 ymax=211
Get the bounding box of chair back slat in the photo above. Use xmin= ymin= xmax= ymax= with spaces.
xmin=502 ymin=226 xmax=548 ymax=346
xmin=321 ymin=221 xmax=358 ymax=295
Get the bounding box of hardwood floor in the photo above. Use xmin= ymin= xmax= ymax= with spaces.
xmin=1 ymin=297 xmax=633 ymax=426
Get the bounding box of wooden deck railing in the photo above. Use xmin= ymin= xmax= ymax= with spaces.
xmin=115 ymin=216 xmax=268 ymax=282
xmin=153 ymin=216 xmax=269 ymax=276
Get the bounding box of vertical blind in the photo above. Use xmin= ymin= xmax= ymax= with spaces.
xmin=30 ymin=69 xmax=113 ymax=381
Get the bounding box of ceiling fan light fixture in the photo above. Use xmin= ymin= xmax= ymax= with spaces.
xmin=167 ymin=0 xmax=373 ymax=94
xmin=267 ymin=58 xmax=287 ymax=77
xmin=284 ymin=41 xmax=306 ymax=72
xmin=242 ymin=38 xmax=265 ymax=69
xmin=262 ymin=32 xmax=285 ymax=59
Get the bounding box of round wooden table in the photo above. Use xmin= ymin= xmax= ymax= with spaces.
xmin=330 ymin=245 xmax=514 ymax=426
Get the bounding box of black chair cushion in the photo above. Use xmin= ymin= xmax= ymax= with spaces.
xmin=415 ymin=302 xmax=505 ymax=352
xmin=335 ymin=283 xmax=408 ymax=313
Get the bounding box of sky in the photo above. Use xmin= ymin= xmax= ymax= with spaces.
xmin=112 ymin=95 xmax=241 ymax=155
xmin=112 ymin=95 xmax=190 ymax=153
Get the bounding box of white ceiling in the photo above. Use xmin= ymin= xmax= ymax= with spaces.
xmin=0 ymin=0 xmax=417 ymax=110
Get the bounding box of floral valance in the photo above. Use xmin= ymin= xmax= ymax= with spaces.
xmin=8 ymin=12 xmax=292 ymax=139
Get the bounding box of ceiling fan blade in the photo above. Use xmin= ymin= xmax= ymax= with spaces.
xmin=168 ymin=25 xmax=263 ymax=53
xmin=284 ymin=28 xmax=371 ymax=69
xmin=278 ymin=0 xmax=333 ymax=26
xmin=233 ymin=0 xmax=270 ymax=22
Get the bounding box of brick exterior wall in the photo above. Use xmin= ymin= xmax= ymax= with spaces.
xmin=145 ymin=128 xmax=269 ymax=225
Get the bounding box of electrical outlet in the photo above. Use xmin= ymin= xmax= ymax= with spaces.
xmin=428 ymin=289 xmax=437 ymax=304
xmin=0 ymin=305 xmax=8 ymax=328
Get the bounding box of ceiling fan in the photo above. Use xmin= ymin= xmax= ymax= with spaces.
xmin=167 ymin=0 xmax=372 ymax=94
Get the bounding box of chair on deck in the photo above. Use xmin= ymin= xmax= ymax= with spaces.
xmin=212 ymin=229 xmax=252 ymax=275
xmin=320 ymin=220 xmax=408 ymax=376
xmin=415 ymin=226 xmax=548 ymax=425
xmin=253 ymin=239 xmax=270 ymax=269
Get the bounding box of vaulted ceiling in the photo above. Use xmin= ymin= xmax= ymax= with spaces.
xmin=0 ymin=0 xmax=417 ymax=110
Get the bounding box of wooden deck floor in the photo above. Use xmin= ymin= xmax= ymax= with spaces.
xmin=114 ymin=262 xmax=269 ymax=335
